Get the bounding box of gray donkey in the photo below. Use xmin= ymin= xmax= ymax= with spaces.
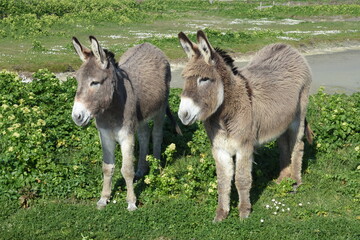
xmin=71 ymin=36 xmax=180 ymax=210
xmin=178 ymin=30 xmax=312 ymax=221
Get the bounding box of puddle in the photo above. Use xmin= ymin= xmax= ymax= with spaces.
xmin=230 ymin=18 xmax=304 ymax=26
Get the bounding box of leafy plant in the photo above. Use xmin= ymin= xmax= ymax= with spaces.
xmin=0 ymin=69 xmax=101 ymax=199
xmin=0 ymin=70 xmax=359 ymax=207
xmin=307 ymin=88 xmax=359 ymax=152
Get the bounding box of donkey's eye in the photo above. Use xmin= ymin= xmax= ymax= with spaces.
xmin=197 ymin=77 xmax=210 ymax=85
xmin=90 ymin=81 xmax=101 ymax=87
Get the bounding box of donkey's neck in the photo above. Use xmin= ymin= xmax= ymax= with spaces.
xmin=206 ymin=72 xmax=252 ymax=136
xmin=95 ymin=66 xmax=129 ymax=128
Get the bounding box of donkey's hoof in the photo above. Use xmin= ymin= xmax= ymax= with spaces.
xmin=239 ymin=209 xmax=251 ymax=219
xmin=213 ymin=208 xmax=229 ymax=222
xmin=97 ymin=198 xmax=108 ymax=210
xmin=291 ymin=181 xmax=302 ymax=192
xmin=134 ymin=171 xmax=144 ymax=181
xmin=239 ymin=204 xmax=251 ymax=219
xmin=127 ymin=202 xmax=137 ymax=211
xmin=134 ymin=169 xmax=149 ymax=181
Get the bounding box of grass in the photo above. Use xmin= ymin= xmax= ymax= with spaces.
xmin=1 ymin=148 xmax=359 ymax=240
xmin=0 ymin=0 xmax=360 ymax=72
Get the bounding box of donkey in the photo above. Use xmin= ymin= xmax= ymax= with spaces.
xmin=71 ymin=36 xmax=180 ymax=210
xmin=178 ymin=30 xmax=312 ymax=222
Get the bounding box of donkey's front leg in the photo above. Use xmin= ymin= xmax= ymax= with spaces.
xmin=120 ymin=133 xmax=137 ymax=211
xmin=234 ymin=146 xmax=253 ymax=219
xmin=213 ymin=148 xmax=234 ymax=222
xmin=97 ymin=130 xmax=116 ymax=209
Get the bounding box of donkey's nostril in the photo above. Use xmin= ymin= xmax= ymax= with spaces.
xmin=178 ymin=110 xmax=188 ymax=121
xmin=72 ymin=112 xmax=83 ymax=123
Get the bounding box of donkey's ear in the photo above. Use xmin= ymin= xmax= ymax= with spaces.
xmin=197 ymin=30 xmax=215 ymax=65
xmin=72 ymin=37 xmax=90 ymax=62
xmin=89 ymin=36 xmax=108 ymax=69
xmin=178 ymin=32 xmax=197 ymax=59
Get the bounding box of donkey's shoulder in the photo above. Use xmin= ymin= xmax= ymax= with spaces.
xmin=119 ymin=42 xmax=167 ymax=67
xmin=253 ymin=43 xmax=301 ymax=63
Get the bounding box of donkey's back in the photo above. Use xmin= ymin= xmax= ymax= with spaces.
xmin=240 ymin=43 xmax=312 ymax=144
xmin=119 ymin=43 xmax=171 ymax=121
xmin=244 ymin=43 xmax=311 ymax=93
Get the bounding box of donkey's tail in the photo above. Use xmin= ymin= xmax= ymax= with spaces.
xmin=166 ymin=106 xmax=183 ymax=136
xmin=304 ymin=118 xmax=314 ymax=145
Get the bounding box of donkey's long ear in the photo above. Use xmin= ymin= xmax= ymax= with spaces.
xmin=89 ymin=36 xmax=108 ymax=69
xmin=178 ymin=32 xmax=197 ymax=59
xmin=197 ymin=30 xmax=215 ymax=65
xmin=72 ymin=37 xmax=90 ymax=62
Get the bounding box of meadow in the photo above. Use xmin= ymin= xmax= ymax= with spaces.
xmin=1 ymin=0 xmax=360 ymax=71
xmin=0 ymin=1 xmax=359 ymax=239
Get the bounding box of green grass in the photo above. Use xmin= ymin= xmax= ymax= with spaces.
xmin=1 ymin=148 xmax=359 ymax=240
xmin=1 ymin=84 xmax=358 ymax=238
xmin=0 ymin=0 xmax=360 ymax=72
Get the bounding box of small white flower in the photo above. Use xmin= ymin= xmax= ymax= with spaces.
xmin=272 ymin=199 xmax=275 ymax=202
xmin=266 ymin=204 xmax=270 ymax=209
xmin=273 ymin=212 xmax=277 ymax=215
xmin=307 ymin=202 xmax=310 ymax=205
xmin=299 ymin=203 xmax=303 ymax=206
xmin=276 ymin=206 xmax=279 ymax=210
xmin=287 ymin=208 xmax=290 ymax=211
xmin=282 ymin=204 xmax=285 ymax=207
xmin=281 ymin=209 xmax=285 ymax=212
xmin=112 ymin=200 xmax=117 ymax=204
xmin=260 ymin=219 xmax=264 ymax=223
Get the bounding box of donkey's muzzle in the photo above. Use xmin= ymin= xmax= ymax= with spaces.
xmin=178 ymin=96 xmax=201 ymax=125
xmin=72 ymin=101 xmax=92 ymax=127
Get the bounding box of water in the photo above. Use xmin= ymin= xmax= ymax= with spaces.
xmin=170 ymin=49 xmax=360 ymax=94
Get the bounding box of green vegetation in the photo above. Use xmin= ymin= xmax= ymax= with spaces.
xmin=0 ymin=70 xmax=359 ymax=239
xmin=0 ymin=0 xmax=360 ymax=71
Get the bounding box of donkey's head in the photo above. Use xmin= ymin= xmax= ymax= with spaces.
xmin=71 ymin=36 xmax=116 ymax=126
xmin=178 ymin=30 xmax=232 ymax=125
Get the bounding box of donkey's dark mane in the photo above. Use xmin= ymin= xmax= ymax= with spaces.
xmin=103 ymin=49 xmax=130 ymax=92
xmin=215 ymin=47 xmax=252 ymax=100
xmin=214 ymin=47 xmax=238 ymax=75
xmin=104 ymin=49 xmax=118 ymax=66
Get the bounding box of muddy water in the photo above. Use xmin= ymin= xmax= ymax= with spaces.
xmin=170 ymin=49 xmax=360 ymax=94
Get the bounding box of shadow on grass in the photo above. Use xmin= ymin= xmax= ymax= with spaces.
xmin=246 ymin=139 xmax=317 ymax=209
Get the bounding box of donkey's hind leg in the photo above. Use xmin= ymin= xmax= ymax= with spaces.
xmin=288 ymin=117 xmax=305 ymax=186
xmin=277 ymin=130 xmax=292 ymax=183
xmin=136 ymin=121 xmax=151 ymax=179
xmin=152 ymin=105 xmax=166 ymax=160
xmin=289 ymin=87 xmax=309 ymax=186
